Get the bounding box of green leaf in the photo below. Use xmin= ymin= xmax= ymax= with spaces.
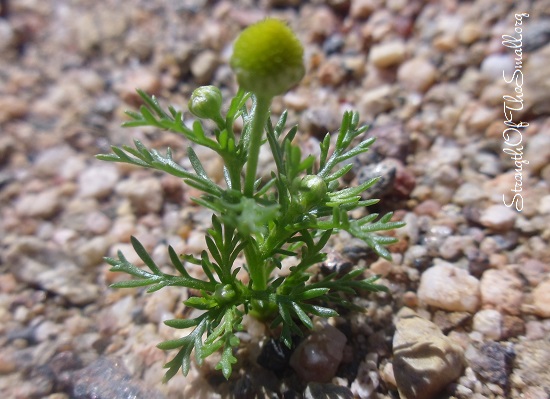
xmin=296 ymin=287 xmax=330 ymax=300
xmin=300 ymin=303 xmax=339 ymax=318
xmin=164 ymin=318 xmax=201 ymax=329
xmin=291 ymin=302 xmax=313 ymax=329
xmin=217 ymin=341 xmax=238 ymax=379
xmin=131 ymin=236 xmax=163 ymax=276
xmin=184 ymin=296 xmax=216 ymax=310
xmin=110 ymin=278 xmax=159 ymax=289
xmin=168 ymin=246 xmax=192 ymax=278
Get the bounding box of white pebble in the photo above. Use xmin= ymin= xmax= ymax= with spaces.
xmin=479 ymin=204 xmax=517 ymax=231
xmin=418 ymin=263 xmax=480 ymax=312
xmin=472 ymin=309 xmax=502 ymax=340
xmin=78 ymin=164 xmax=120 ymax=199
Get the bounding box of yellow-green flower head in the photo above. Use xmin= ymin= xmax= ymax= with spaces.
xmin=230 ymin=18 xmax=305 ymax=98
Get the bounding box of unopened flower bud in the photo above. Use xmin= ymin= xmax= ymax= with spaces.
xmin=230 ymin=18 xmax=305 ymax=98
xmin=188 ymin=85 xmax=224 ymax=126
xmin=293 ymin=175 xmax=327 ymax=210
xmin=214 ymin=283 xmax=236 ymax=304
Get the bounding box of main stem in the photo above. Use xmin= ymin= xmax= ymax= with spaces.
xmin=243 ymin=94 xmax=275 ymax=318
xmin=244 ymin=94 xmax=272 ymax=198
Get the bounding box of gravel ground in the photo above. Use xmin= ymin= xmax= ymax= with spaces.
xmin=1 ymin=0 xmax=550 ymax=398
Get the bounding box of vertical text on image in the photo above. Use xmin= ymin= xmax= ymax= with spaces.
xmin=501 ymin=12 xmax=529 ymax=212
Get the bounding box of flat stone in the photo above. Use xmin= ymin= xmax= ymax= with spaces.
xmin=393 ymin=308 xmax=464 ymax=399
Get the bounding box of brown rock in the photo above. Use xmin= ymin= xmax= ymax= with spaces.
xmin=393 ymin=308 xmax=464 ymax=399
xmin=289 ymin=321 xmax=347 ymax=383
xmin=501 ymin=315 xmax=525 ymax=339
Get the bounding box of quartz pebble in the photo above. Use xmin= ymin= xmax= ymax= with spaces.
xmin=393 ymin=308 xmax=464 ymax=399
xmin=418 ymin=263 xmax=480 ymax=312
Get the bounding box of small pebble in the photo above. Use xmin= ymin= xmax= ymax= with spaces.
xmin=190 ymin=50 xmax=219 ymax=85
xmin=15 ymin=188 xmax=60 ymax=219
xmin=350 ymin=0 xmax=380 ymax=19
xmin=116 ymin=177 xmax=163 ymax=215
xmin=397 ymin=58 xmax=437 ymax=93
xmin=393 ymin=308 xmax=464 ymax=399
xmin=369 ymin=40 xmax=406 ymax=68
xmin=78 ymin=164 xmax=120 ymax=199
xmin=532 ymin=279 xmax=550 ymax=318
xmin=480 ymin=268 xmax=523 ymax=315
xmin=479 ymin=204 xmax=517 ymax=231
xmin=472 ymin=309 xmax=502 ymax=340
xmin=289 ymin=321 xmax=347 ymax=383
xmin=418 ymin=263 xmax=480 ymax=312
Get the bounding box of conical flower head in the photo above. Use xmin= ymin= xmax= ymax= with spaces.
xmin=230 ymin=18 xmax=305 ymax=98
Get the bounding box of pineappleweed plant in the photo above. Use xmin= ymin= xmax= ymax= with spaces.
xmin=98 ymin=19 xmax=404 ymax=381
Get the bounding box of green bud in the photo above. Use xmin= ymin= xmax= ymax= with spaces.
xmin=230 ymin=18 xmax=305 ymax=98
xmin=293 ymin=175 xmax=327 ymax=210
xmin=188 ymin=85 xmax=224 ymax=127
xmin=214 ymin=283 xmax=236 ymax=304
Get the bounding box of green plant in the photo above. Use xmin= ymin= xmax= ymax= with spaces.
xmin=97 ymin=18 xmax=404 ymax=382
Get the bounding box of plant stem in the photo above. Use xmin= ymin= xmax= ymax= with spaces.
xmin=244 ymin=94 xmax=272 ymax=198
